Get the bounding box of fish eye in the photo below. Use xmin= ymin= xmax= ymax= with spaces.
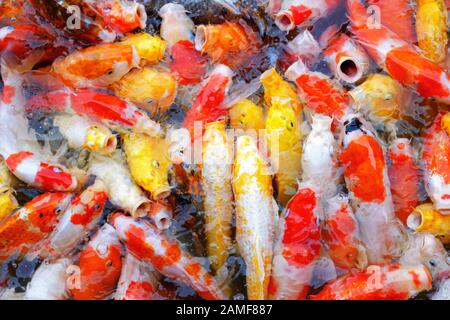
xmin=106 ymin=260 xmax=113 ymax=267
xmin=55 ymin=207 xmax=62 ymax=214
xmin=153 ymin=160 xmax=160 ymax=168
xmin=39 ymin=213 xmax=44 ymax=219
xmin=241 ymin=113 xmax=246 ymax=118
xmin=429 ymin=259 xmax=437 ymax=267
xmin=53 ymin=167 xmax=62 ymax=173
xmin=107 ymin=69 xmax=114 ymax=75
xmin=94 ymin=204 xmax=100 ymax=211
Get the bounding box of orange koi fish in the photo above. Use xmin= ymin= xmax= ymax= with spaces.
xmin=159 ymin=3 xmax=208 ymax=85
xmin=347 ymin=0 xmax=450 ymax=104
xmin=194 ymin=21 xmax=261 ymax=69
xmin=422 ymin=112 xmax=450 ymax=213
xmin=310 ymin=263 xmax=432 ymax=300
xmin=52 ymin=43 xmax=139 ymax=88
xmin=42 ymin=179 xmax=108 ymax=258
xmin=26 ymin=89 xmax=162 ymax=137
xmin=340 ymin=115 xmax=406 ymax=264
xmin=270 ymin=0 xmax=341 ymax=31
xmin=269 ymin=183 xmax=321 ymax=300
xmin=114 ymin=252 xmax=160 ymax=300
xmin=0 ymin=192 xmax=72 ymax=263
xmin=70 ymin=223 xmax=123 ymax=300
xmin=286 ymin=60 xmax=350 ymax=130
xmin=111 ymin=213 xmax=226 ymax=300
xmin=81 ymin=0 xmax=147 ymax=34
xmin=387 ymin=138 xmax=420 ymax=224
xmin=322 ymin=194 xmax=368 ymax=270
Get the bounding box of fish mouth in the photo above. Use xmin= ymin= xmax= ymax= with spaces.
xmin=337 ymin=58 xmax=364 ymax=84
xmin=137 ymin=4 xmax=148 ymax=29
xmin=406 ymin=210 xmax=423 ymax=231
xmin=194 ymin=25 xmax=207 ymax=52
xmin=133 ymin=200 xmax=152 ymax=218
xmin=275 ymin=11 xmax=296 ymax=31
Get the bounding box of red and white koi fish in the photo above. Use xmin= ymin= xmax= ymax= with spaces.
xmin=270 ymin=0 xmax=340 ymax=31
xmin=159 ymin=3 xmax=208 ymax=85
xmin=422 ymin=112 xmax=450 ymax=213
xmin=51 ymin=43 xmax=139 ymax=89
xmin=340 ymin=115 xmax=406 ymax=264
xmin=183 ymin=65 xmax=234 ymax=136
xmin=24 ymin=258 xmax=72 ymax=300
xmin=310 ymin=263 xmax=432 ymax=300
xmin=112 ymin=213 xmax=226 ymax=300
xmin=114 ymin=252 xmax=160 ymax=300
xmin=286 ymin=60 xmax=351 ymax=131
xmin=347 ymin=0 xmax=450 ymax=104
xmin=40 ymin=179 xmax=108 ymax=259
xmin=81 ymin=0 xmax=147 ymax=34
xmin=302 ymin=115 xmax=339 ymax=199
xmin=282 ymin=29 xmax=321 ymax=70
xmin=322 ymin=194 xmax=368 ymax=270
xmin=387 ymin=138 xmax=420 ymax=224
xmin=323 ymin=31 xmax=370 ymax=84
xmin=268 ymin=183 xmax=321 ymax=300
xmin=0 ymin=192 xmax=72 ymax=263
xmin=367 ymin=0 xmax=416 ymax=45
xmin=26 ymin=89 xmax=162 ymax=137
xmin=5 ymin=151 xmax=79 ymax=192
xmin=70 ymin=223 xmax=123 ymax=300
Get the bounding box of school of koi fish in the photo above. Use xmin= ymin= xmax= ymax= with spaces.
xmin=0 ymin=0 xmax=449 ymax=300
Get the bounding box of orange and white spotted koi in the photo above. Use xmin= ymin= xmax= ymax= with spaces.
xmin=70 ymin=223 xmax=123 ymax=300
xmin=347 ymin=0 xmax=450 ymax=104
xmin=286 ymin=60 xmax=351 ymax=131
xmin=340 ymin=115 xmax=406 ymax=264
xmin=322 ymin=194 xmax=368 ymax=270
xmin=422 ymin=112 xmax=450 ymax=213
xmin=111 ymin=213 xmax=226 ymax=300
xmin=387 ymin=138 xmax=420 ymax=224
xmin=270 ymin=0 xmax=341 ymax=32
xmin=114 ymin=252 xmax=160 ymax=300
xmin=40 ymin=179 xmax=108 ymax=259
xmin=268 ymin=183 xmax=321 ymax=300
xmin=26 ymin=89 xmax=162 ymax=137
xmin=0 ymin=192 xmax=72 ymax=263
xmin=310 ymin=263 xmax=432 ymax=300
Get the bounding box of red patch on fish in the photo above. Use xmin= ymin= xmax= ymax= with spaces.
xmin=70 ymin=191 xmax=108 ymax=226
xmin=35 ymin=163 xmax=74 ymax=191
xmin=289 ymin=5 xmax=313 ymax=26
xmin=170 ymin=40 xmax=208 ymax=85
xmin=2 ymin=86 xmax=15 ymax=104
xmin=6 ymin=151 xmax=33 ymax=172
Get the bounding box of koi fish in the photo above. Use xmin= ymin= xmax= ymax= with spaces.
xmin=323 ymin=31 xmax=370 ymax=84
xmin=41 ymin=179 xmax=108 ymax=259
xmin=286 ymin=60 xmax=350 ymax=130
xmin=89 ymin=152 xmax=151 ymax=218
xmin=416 ymin=0 xmax=448 ymax=63
xmin=119 ymin=32 xmax=166 ymax=67
xmin=183 ymin=65 xmax=234 ymax=136
xmin=367 ymin=0 xmax=416 ymax=45
xmin=284 ymin=29 xmax=322 ymax=69
xmin=26 ymin=89 xmax=162 ymax=137
xmin=265 ymin=97 xmax=303 ymax=206
xmin=422 ymin=112 xmax=450 ymax=213
xmin=114 ymin=252 xmax=160 ymax=300
xmin=123 ymin=133 xmax=172 ymax=201
xmin=4 ymin=151 xmax=80 ymax=192
xmin=268 ymin=183 xmax=321 ymax=300
xmin=302 ymin=115 xmax=339 ymax=199
xmin=322 ymin=194 xmax=368 ymax=270
xmin=54 ymin=114 xmax=117 ymax=155
xmin=349 ymin=74 xmax=406 ymax=128
xmin=310 ymin=263 xmax=432 ymax=300
xmin=347 ymin=0 xmax=450 ymax=104
xmin=407 ymin=204 xmax=450 ymax=244
xmin=233 ymin=135 xmax=277 ymax=300
xmin=270 ymin=0 xmax=340 ymax=31
xmin=81 ymin=0 xmax=147 ymax=34
xmin=400 ymin=232 xmax=450 ymax=281
xmin=70 ymin=223 xmax=123 ymax=300
xmin=111 ymin=67 xmax=177 ymax=116
xmin=24 ymin=258 xmax=72 ymax=300
xmin=0 ymin=192 xmax=72 ymax=263
xmin=387 ymin=139 xmax=420 ymax=224
xmin=229 ymin=99 xmax=265 ymax=131
xmin=111 ymin=213 xmax=226 ymax=300
xmin=201 ymin=121 xmax=233 ymax=276
xmin=194 ymin=21 xmax=261 ymax=69
xmin=0 ymin=158 xmax=18 ymax=221
xmin=340 ymin=115 xmax=406 ymax=263
xmin=159 ymin=3 xmax=208 ymax=85
xmin=52 ymin=43 xmax=139 ymax=88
